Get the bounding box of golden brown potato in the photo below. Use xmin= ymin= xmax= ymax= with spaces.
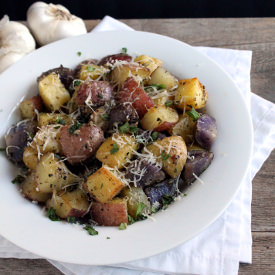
xmin=89 ymin=106 xmax=109 ymax=131
xmin=175 ymin=78 xmax=208 ymax=110
xmin=35 ymin=153 xmax=80 ymax=193
xmin=111 ymin=64 xmax=150 ymax=86
xmin=169 ymin=113 xmax=196 ymax=144
xmin=23 ymin=146 xmax=38 ymax=170
xmin=146 ymin=136 xmax=187 ymax=178
xmin=121 ymin=187 xmax=150 ymax=218
xmin=47 ymin=189 xmax=89 ymax=218
xmin=134 ymin=55 xmax=162 ymax=74
xmin=90 ymin=198 xmax=128 ymax=226
xmin=96 ymin=134 xmax=139 ymax=169
xmin=38 ymin=113 xmax=73 ymax=127
xmin=20 ymin=96 xmax=44 ymax=119
xmin=21 ymin=172 xmax=51 ymax=202
xmin=84 ymin=166 xmax=125 ymax=203
xmin=78 ymin=64 xmax=109 ymax=81
xmin=147 ymin=67 xmax=178 ymax=90
xmin=140 ymin=105 xmax=179 ymax=132
xmin=38 ymin=73 xmax=71 ymax=111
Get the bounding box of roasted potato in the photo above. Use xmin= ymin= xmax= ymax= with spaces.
xmin=169 ymin=113 xmax=196 ymax=144
xmin=121 ymin=187 xmax=151 ymax=218
xmin=146 ymin=136 xmax=187 ymax=178
xmin=90 ymin=106 xmax=110 ymax=131
xmin=134 ymin=55 xmax=162 ymax=74
xmin=116 ymin=77 xmax=154 ymax=118
xmin=111 ymin=64 xmax=150 ymax=86
xmin=38 ymin=113 xmax=73 ymax=127
xmin=21 ymin=172 xmax=51 ymax=202
xmin=35 ymin=153 xmax=81 ymax=193
xmin=175 ymin=78 xmax=208 ymax=110
xmin=98 ymin=53 xmax=132 ymax=66
xmin=23 ymin=146 xmax=38 ymax=170
xmin=140 ymin=105 xmax=179 ymax=132
xmin=20 ymin=96 xmax=44 ymax=119
xmin=96 ymin=134 xmax=139 ymax=169
xmin=78 ymin=64 xmax=109 ymax=81
xmin=38 ymin=72 xmax=71 ymax=111
xmin=90 ymin=198 xmax=128 ymax=226
xmin=47 ymin=189 xmax=89 ymax=218
xmin=5 ymin=120 xmax=37 ymax=165
xmin=84 ymin=166 xmax=125 ymax=203
xmin=59 ymin=124 xmax=104 ymax=165
xmin=147 ymin=67 xmax=178 ymax=90
xmin=194 ymin=114 xmax=217 ymax=150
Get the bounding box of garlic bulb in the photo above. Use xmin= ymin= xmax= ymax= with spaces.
xmin=0 ymin=15 xmax=35 ymax=73
xmin=27 ymin=2 xmax=87 ymax=46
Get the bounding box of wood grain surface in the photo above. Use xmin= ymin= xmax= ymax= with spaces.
xmin=0 ymin=18 xmax=274 ymax=275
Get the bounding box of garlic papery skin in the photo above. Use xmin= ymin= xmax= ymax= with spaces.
xmin=0 ymin=15 xmax=36 ymax=73
xmin=27 ymin=2 xmax=87 ymax=46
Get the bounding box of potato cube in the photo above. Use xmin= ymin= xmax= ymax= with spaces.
xmin=146 ymin=136 xmax=187 ymax=178
xmin=84 ymin=166 xmax=124 ymax=203
xmin=147 ymin=67 xmax=178 ymax=90
xmin=35 ymin=153 xmax=80 ymax=193
xmin=47 ymin=189 xmax=89 ymax=218
xmin=79 ymin=64 xmax=108 ymax=81
xmin=20 ymin=96 xmax=44 ymax=119
xmin=23 ymin=146 xmax=38 ymax=170
xmin=175 ymin=78 xmax=208 ymax=110
xmin=134 ymin=55 xmax=162 ymax=74
xmin=38 ymin=113 xmax=73 ymax=127
xmin=38 ymin=73 xmax=71 ymax=111
xmin=96 ymin=134 xmax=138 ymax=169
xmin=90 ymin=198 xmax=128 ymax=226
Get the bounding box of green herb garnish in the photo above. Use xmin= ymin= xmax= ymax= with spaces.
xmin=145 ymin=84 xmax=166 ymax=91
xmin=162 ymin=195 xmax=174 ymax=209
xmin=184 ymin=193 xmax=187 ymax=196
xmin=161 ymin=150 xmax=170 ymax=161
xmin=186 ymin=105 xmax=200 ymax=121
xmin=165 ymin=100 xmax=173 ymax=107
xmin=128 ymin=215 xmax=136 ymax=225
xmin=47 ymin=207 xmax=60 ymax=221
xmin=151 ymin=131 xmax=158 ymax=141
xmin=122 ymin=47 xmax=128 ymax=54
xmin=74 ymin=80 xmax=81 ymax=87
xmin=0 ymin=147 xmax=5 ymax=151
xmin=106 ymin=237 xmax=110 ymax=239
xmin=86 ymin=65 xmax=95 ymax=72
xmin=102 ymin=113 xmax=109 ymax=121
xmin=97 ymin=93 xmax=103 ymax=99
xmin=151 ymin=206 xmax=158 ymax=213
xmin=84 ymin=225 xmax=98 ymax=236
xmin=136 ymin=202 xmax=146 ymax=218
xmin=119 ymin=222 xmax=127 ymax=230
xmin=55 ymin=117 xmax=66 ymax=125
xmin=11 ymin=175 xmax=25 ymax=184
xmin=68 ymin=121 xmax=82 ymax=134
xmin=67 ymin=216 xmax=76 ymax=223
xmin=77 ymin=51 xmax=82 ymax=56
xmin=110 ymin=143 xmax=119 ymax=154
xmin=129 ymin=125 xmax=138 ymax=134
xmin=119 ymin=122 xmax=129 ymax=134
xmin=28 ymin=132 xmax=34 ymax=139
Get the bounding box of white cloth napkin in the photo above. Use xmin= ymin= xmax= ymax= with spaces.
xmin=1 ymin=16 xmax=274 ymax=275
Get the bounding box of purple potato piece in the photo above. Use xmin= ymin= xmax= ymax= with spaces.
xmin=125 ymin=160 xmax=165 ymax=188
xmin=108 ymin=103 xmax=139 ymax=129
xmin=5 ymin=120 xmax=37 ymax=166
xmin=194 ymin=114 xmax=217 ymax=150
xmin=98 ymin=54 xmax=132 ymax=66
xmin=181 ymin=150 xmax=214 ymax=186
xmin=144 ymin=177 xmax=184 ymax=205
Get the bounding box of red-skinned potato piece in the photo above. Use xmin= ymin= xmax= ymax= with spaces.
xmin=60 ymin=124 xmax=104 ymax=164
xmin=90 ymin=198 xmax=128 ymax=226
xmin=20 ymin=95 xmax=44 ymax=119
xmin=154 ymin=121 xmax=177 ymax=132
xmin=98 ymin=53 xmax=132 ymax=65
xmin=76 ymin=81 xmax=114 ymax=107
xmin=117 ymin=77 xmax=154 ymax=118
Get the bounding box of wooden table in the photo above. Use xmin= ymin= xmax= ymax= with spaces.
xmin=0 ymin=18 xmax=274 ymax=274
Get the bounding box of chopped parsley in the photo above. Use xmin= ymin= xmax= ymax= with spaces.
xmin=151 ymin=206 xmax=158 ymax=213
xmin=145 ymin=84 xmax=166 ymax=91
xmin=55 ymin=117 xmax=66 ymax=125
xmin=47 ymin=207 xmax=60 ymax=221
xmin=67 ymin=216 xmax=76 ymax=223
xmin=102 ymin=113 xmax=109 ymax=121
xmin=74 ymin=80 xmax=81 ymax=87
xmin=110 ymin=143 xmax=119 ymax=154
xmin=86 ymin=65 xmax=95 ymax=72
xmin=11 ymin=175 xmax=25 ymax=184
xmin=165 ymin=100 xmax=173 ymax=107
xmin=186 ymin=105 xmax=200 ymax=121
xmin=162 ymin=195 xmax=174 ymax=209
xmin=128 ymin=215 xmax=136 ymax=225
xmin=151 ymin=131 xmax=159 ymax=141
xmin=100 ymin=183 xmax=103 ymax=189
xmin=136 ymin=202 xmax=146 ymax=218
xmin=121 ymin=47 xmax=128 ymax=54
xmin=161 ymin=150 xmax=170 ymax=161
xmin=106 ymin=237 xmax=110 ymax=239
xmin=28 ymin=132 xmax=34 ymax=139
xmin=84 ymin=225 xmax=98 ymax=236
xmin=77 ymin=51 xmax=82 ymax=56
xmin=119 ymin=122 xmax=129 ymax=133
xmin=97 ymin=93 xmax=103 ymax=99
xmin=119 ymin=222 xmax=127 ymax=230
xmin=68 ymin=121 xmax=82 ymax=134
xmin=0 ymin=147 xmax=5 ymax=151
xmin=184 ymin=193 xmax=188 ymax=196
xmin=129 ymin=125 xmax=138 ymax=134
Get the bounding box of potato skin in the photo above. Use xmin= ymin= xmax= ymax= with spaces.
xmin=20 ymin=96 xmax=44 ymax=119
xmin=90 ymin=198 xmax=128 ymax=226
xmin=98 ymin=53 xmax=132 ymax=65
xmin=5 ymin=120 xmax=37 ymax=166
xmin=59 ymin=124 xmax=104 ymax=165
xmin=117 ymin=77 xmax=154 ymax=118
xmin=134 ymin=55 xmax=162 ymax=74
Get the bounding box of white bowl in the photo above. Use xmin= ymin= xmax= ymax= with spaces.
xmin=0 ymin=31 xmax=253 ymax=265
